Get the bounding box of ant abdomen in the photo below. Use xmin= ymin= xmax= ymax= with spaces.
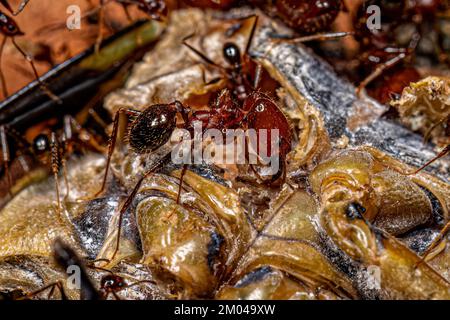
xmin=128 ymin=104 xmax=178 ymax=154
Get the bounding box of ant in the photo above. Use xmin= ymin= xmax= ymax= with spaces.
xmin=0 ymin=115 xmax=104 ymax=219
xmin=92 ymin=0 xmax=168 ymax=52
xmin=0 ymin=9 xmax=59 ymax=101
xmin=22 ymin=239 xmax=155 ymax=300
xmin=89 ymin=15 xmax=357 ymax=262
xmin=250 ymin=0 xmax=344 ymax=34
xmin=349 ymin=0 xmax=446 ymax=102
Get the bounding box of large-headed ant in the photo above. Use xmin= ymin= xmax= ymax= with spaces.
xmin=0 ymin=7 xmax=59 ymax=101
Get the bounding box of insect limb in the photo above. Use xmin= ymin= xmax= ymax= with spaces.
xmin=182 ymin=34 xmax=225 ymax=70
xmin=176 ymin=164 xmax=188 ymax=205
xmin=18 ymin=281 xmax=67 ymax=300
xmin=270 ymin=31 xmax=355 ymax=45
xmin=417 ymin=222 xmax=450 ymax=267
xmin=356 ymin=52 xmax=407 ymax=96
xmin=50 ymin=132 xmax=63 ymax=220
xmin=0 ymin=125 xmax=12 ymax=197
xmin=95 ymin=0 xmax=106 ymax=54
xmin=87 ymin=107 xmax=141 ymax=200
xmin=11 ymin=0 xmax=30 ymax=15
xmin=0 ymin=35 xmax=8 ymax=98
xmin=11 ymin=37 xmax=61 ymax=103
xmin=406 ymin=144 xmax=449 ymax=175
xmin=110 ymin=153 xmax=171 ymax=262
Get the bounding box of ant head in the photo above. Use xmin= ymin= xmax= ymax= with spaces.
xmin=128 ymin=103 xmax=180 ymax=154
xmin=223 ymin=42 xmax=241 ymax=67
xmin=32 ymin=134 xmax=50 ymax=154
xmin=0 ymin=13 xmax=24 ymax=37
xmin=100 ymin=275 xmax=125 ymax=293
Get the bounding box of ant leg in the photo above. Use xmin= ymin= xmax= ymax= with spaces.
xmin=120 ymin=3 xmax=133 ymax=23
xmin=110 ymin=153 xmax=170 ymax=261
xmin=253 ymin=61 xmax=263 ymax=90
xmin=0 ymin=1 xmax=13 ymax=13
xmin=12 ymin=0 xmax=30 ymax=15
xmin=111 ymin=291 xmax=121 ymax=300
xmin=417 ymin=222 xmax=450 ymax=267
xmin=356 ymin=52 xmax=407 ymax=96
xmin=11 ymin=38 xmax=61 ymax=103
xmin=19 ymin=281 xmax=67 ymax=300
xmin=50 ymin=132 xmax=63 ymax=220
xmin=95 ymin=0 xmax=106 ymax=53
xmin=65 ymin=114 xmax=105 ymax=153
xmin=406 ymin=144 xmax=449 ymax=175
xmin=176 ymin=164 xmax=187 ymax=204
xmin=0 ymin=125 xmax=12 ymax=197
xmin=0 ymin=36 xmax=7 ymax=98
xmin=90 ymin=107 xmax=141 ymax=199
xmin=88 ymin=108 xmax=109 ymax=133
xmin=115 ymin=279 xmax=156 ymax=294
xmin=270 ymin=31 xmax=354 ymax=45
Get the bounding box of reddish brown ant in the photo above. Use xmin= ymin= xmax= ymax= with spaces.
xmin=0 ymin=9 xmax=59 ymax=101
xmin=92 ymin=0 xmax=168 ymax=52
xmin=348 ymin=0 xmax=447 ymax=102
xmin=250 ymin=0 xmax=344 ymax=34
xmin=39 ymin=239 xmax=155 ymax=300
xmin=0 ymin=115 xmax=104 ymax=218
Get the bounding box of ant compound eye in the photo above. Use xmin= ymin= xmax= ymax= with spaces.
xmin=33 ymin=134 xmax=50 ymax=154
xmin=255 ymin=103 xmax=265 ymax=112
xmin=7 ymin=24 xmax=16 ymax=32
xmin=223 ymin=42 xmax=241 ymax=66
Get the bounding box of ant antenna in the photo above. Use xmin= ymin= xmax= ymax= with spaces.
xmin=182 ymin=34 xmax=224 ymax=70
xmin=244 ymin=15 xmax=259 ymax=56
xmin=406 ymin=144 xmax=449 ymax=175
